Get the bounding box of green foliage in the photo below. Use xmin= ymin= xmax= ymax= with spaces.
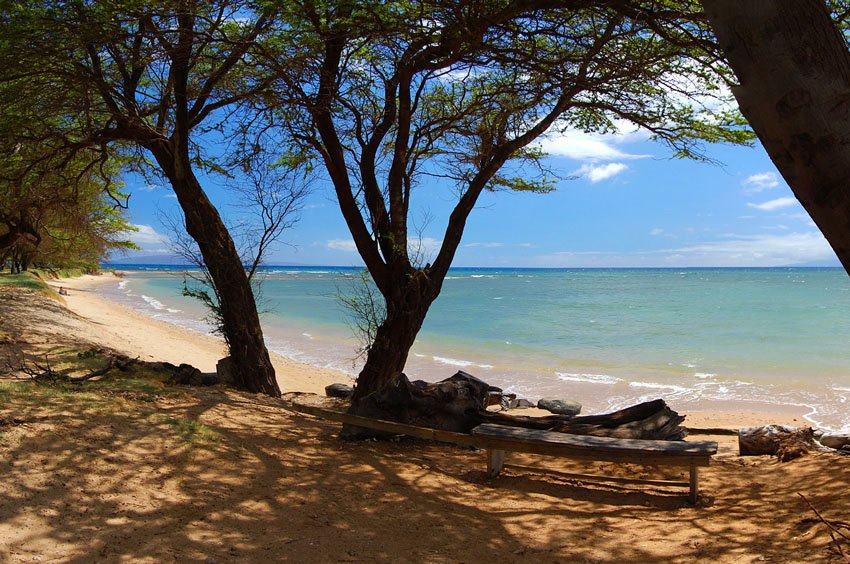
xmin=269 ymin=1 xmax=755 ymax=284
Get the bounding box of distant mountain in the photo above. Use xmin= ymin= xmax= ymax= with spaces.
xmin=788 ymin=258 xmax=843 ymax=268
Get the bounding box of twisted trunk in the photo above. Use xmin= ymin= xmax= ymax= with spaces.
xmin=148 ymin=143 xmax=280 ymax=397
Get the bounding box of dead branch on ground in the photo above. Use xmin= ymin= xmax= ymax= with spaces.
xmin=798 ymin=492 xmax=850 ymax=562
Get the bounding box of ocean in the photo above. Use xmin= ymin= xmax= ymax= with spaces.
xmin=100 ymin=265 xmax=850 ymax=433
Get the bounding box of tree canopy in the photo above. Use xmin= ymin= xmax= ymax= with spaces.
xmin=0 ymin=0 xmax=295 ymax=395
xmin=263 ymin=0 xmax=753 ymax=416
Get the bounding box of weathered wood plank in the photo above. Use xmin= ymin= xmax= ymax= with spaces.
xmin=472 ymin=423 xmax=717 ymax=459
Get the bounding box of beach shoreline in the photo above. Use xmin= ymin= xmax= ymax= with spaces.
xmin=54 ymin=273 xmax=344 ymax=397
xmin=57 ymin=272 xmax=810 ymax=432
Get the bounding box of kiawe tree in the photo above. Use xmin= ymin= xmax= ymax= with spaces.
xmin=0 ymin=153 xmax=138 ymax=273
xmin=0 ymin=0 xmax=297 ymax=395
xmin=269 ymin=1 xmax=750 ymax=427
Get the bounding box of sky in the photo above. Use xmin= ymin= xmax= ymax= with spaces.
xmin=117 ymin=126 xmax=841 ymax=269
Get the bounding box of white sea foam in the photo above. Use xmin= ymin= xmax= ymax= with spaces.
xmin=629 ymin=381 xmax=689 ymax=393
xmin=556 ymin=372 xmax=621 ymax=385
xmin=694 ymin=372 xmax=716 ymax=379
xmin=432 ymin=356 xmax=492 ymax=369
xmin=117 ymin=280 xmax=127 ymax=290
xmin=833 ymin=386 xmax=850 ymax=392
xmin=493 ymin=297 xmax=504 ymax=300
xmin=302 ymin=333 xmax=313 ymax=339
xmin=433 ymin=356 xmax=473 ymax=367
xmin=139 ymin=294 xmax=181 ymax=314
xmin=141 ymin=295 xmax=167 ymax=310
xmin=470 ymin=275 xmax=494 ymax=279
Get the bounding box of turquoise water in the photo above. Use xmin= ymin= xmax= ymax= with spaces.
xmin=100 ymin=266 xmax=850 ymax=432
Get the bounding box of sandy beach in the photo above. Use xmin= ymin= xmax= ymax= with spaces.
xmin=54 ymin=274 xmax=346 ymax=396
xmin=1 ymin=272 xmax=848 ymax=562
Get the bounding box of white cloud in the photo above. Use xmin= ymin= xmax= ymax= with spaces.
xmin=742 ymin=172 xmax=780 ymax=192
xmin=537 ymin=121 xmax=651 ymax=162
xmin=409 ymin=237 xmax=442 ymax=260
xmin=327 ymin=239 xmax=358 ymax=252
xmin=650 ymin=228 xmax=664 ymax=236
xmin=137 ymin=184 xmax=159 ymax=192
xmin=575 ymin=162 xmax=628 ymax=183
xmin=327 ymin=236 xmax=444 ymax=259
xmin=747 ymin=197 xmax=798 ymax=212
xmin=668 ymin=232 xmax=834 ymax=266
xmin=530 ymin=231 xmax=835 ymax=268
xmin=123 ymin=224 xmax=171 ymax=252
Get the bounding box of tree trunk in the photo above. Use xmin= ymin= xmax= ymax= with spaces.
xmin=702 ymin=0 xmax=850 ymax=274
xmin=148 ymin=145 xmax=280 ymax=397
xmin=350 ymin=268 xmax=434 ymax=403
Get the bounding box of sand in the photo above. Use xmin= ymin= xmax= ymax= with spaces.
xmin=1 ymin=272 xmax=848 ymax=562
xmin=53 ymin=274 xmax=345 ymax=396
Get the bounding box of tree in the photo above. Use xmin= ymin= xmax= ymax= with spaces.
xmin=702 ymin=0 xmax=850 ymax=274
xmin=0 ymin=0 xmax=294 ymax=395
xmin=269 ymin=1 xmax=750 ymax=424
xmin=0 ymin=137 xmax=137 ymax=272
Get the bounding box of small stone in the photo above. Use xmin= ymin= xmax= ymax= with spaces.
xmin=325 ymin=383 xmax=354 ymax=398
xmin=509 ymin=398 xmax=535 ymax=409
xmin=818 ymin=433 xmax=850 ymax=450
xmin=537 ymin=398 xmax=582 ymax=416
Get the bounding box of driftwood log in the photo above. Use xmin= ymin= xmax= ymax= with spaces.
xmin=738 ymin=425 xmax=832 ymax=461
xmin=343 ymin=371 xmax=687 ymax=441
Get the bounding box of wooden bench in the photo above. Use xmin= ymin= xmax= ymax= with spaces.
xmin=471 ymin=423 xmax=717 ymax=503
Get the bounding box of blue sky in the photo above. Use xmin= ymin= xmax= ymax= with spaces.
xmin=119 ymin=126 xmax=840 ymax=268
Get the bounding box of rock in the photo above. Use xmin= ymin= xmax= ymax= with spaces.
xmin=172 ymin=363 xmax=204 ymax=386
xmin=537 ymin=398 xmax=582 ymax=416
xmin=216 ymin=356 xmax=236 ymax=385
xmin=509 ymin=398 xmax=535 ymax=409
xmin=325 ymin=383 xmax=354 ymax=398
xmin=818 ymin=433 xmax=850 ymax=450
xmin=200 ymin=374 xmax=220 ymax=386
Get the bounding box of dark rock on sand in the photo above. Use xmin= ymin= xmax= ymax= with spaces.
xmin=537 ymin=398 xmax=582 ymax=416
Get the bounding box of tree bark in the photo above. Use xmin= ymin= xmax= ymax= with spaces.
xmin=147 ymin=143 xmax=280 ymax=397
xmin=350 ymin=269 xmax=434 ymax=404
xmin=702 ymin=0 xmax=850 ymax=274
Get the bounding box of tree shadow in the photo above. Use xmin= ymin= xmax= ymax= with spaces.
xmin=1 ymin=386 xmax=848 ymax=562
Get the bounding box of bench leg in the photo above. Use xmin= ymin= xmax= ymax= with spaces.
xmin=487 ymin=449 xmax=506 ymax=478
xmin=689 ymin=464 xmax=699 ymax=504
